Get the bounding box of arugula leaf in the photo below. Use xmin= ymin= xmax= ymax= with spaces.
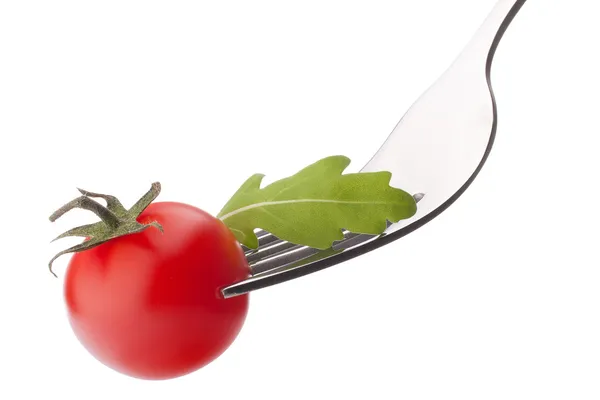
xmin=217 ymin=155 xmax=417 ymax=249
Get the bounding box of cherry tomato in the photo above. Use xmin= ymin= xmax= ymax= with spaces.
xmin=64 ymin=202 xmax=250 ymax=380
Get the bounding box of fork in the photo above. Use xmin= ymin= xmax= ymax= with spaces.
xmin=222 ymin=0 xmax=528 ymax=298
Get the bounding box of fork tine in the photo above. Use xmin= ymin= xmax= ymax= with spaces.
xmin=333 ymin=231 xmax=380 ymax=251
xmin=246 ymin=241 xmax=300 ymax=264
xmin=255 ymin=230 xmax=270 ymax=238
xmin=248 ymin=230 xmax=365 ymax=268
xmin=256 ymin=232 xmax=281 ymax=247
xmin=242 ymin=233 xmax=286 ymax=255
xmin=252 ymin=246 xmax=321 ymax=275
xmin=250 ymin=230 xmax=387 ymax=275
xmin=241 ymin=231 xmax=282 ymax=255
xmin=250 ymin=230 xmax=385 ymax=274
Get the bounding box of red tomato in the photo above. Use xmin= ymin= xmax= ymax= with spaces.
xmin=64 ymin=202 xmax=250 ymax=380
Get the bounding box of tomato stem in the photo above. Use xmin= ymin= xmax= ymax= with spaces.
xmin=50 ymin=196 xmax=121 ymax=228
xmin=48 ymin=183 xmax=163 ymax=277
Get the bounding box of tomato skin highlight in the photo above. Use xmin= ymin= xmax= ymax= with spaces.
xmin=64 ymin=202 xmax=250 ymax=380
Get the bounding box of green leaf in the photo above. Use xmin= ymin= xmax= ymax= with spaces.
xmin=217 ymin=155 xmax=417 ymax=249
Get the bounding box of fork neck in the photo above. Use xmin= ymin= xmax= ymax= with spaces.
xmin=460 ymin=0 xmax=527 ymax=67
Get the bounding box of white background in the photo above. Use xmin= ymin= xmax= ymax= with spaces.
xmin=1 ymin=0 xmax=599 ymax=399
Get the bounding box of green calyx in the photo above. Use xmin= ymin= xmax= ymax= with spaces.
xmin=48 ymin=182 xmax=163 ymax=277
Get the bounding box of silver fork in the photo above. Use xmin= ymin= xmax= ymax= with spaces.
xmin=222 ymin=0 xmax=528 ymax=298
